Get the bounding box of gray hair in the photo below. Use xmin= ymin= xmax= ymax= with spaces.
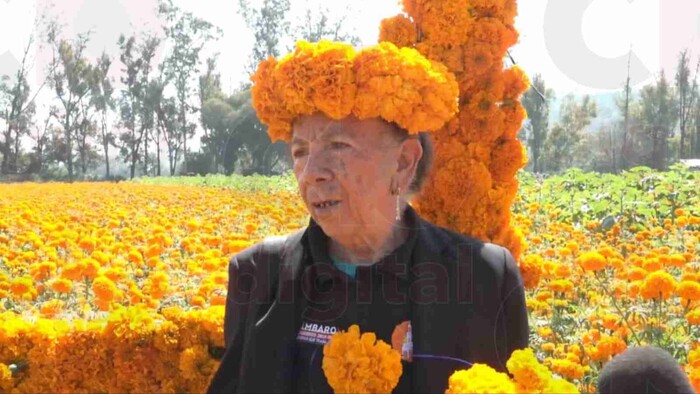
xmin=388 ymin=123 xmax=435 ymax=196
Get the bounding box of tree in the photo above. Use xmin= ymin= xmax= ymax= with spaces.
xmin=201 ymin=97 xmax=234 ymax=173
xmin=0 ymin=26 xmax=42 ymax=175
xmin=159 ymin=0 xmax=221 ymax=175
xmin=198 ymin=55 xmax=224 ymax=171
xmin=637 ymin=71 xmax=679 ymax=170
xmin=75 ymin=92 xmax=98 ymax=175
xmin=43 ymin=123 xmax=69 ymax=176
xmin=238 ymin=0 xmax=291 ymax=76
xmin=24 ymin=108 xmax=53 ymax=175
xmin=586 ymin=122 xmax=621 ymax=173
xmin=46 ymin=22 xmax=93 ymax=182
xmin=293 ymin=3 xmax=362 ymax=46
xmin=90 ymin=52 xmax=116 ymax=178
xmin=615 ymin=51 xmax=635 ymax=171
xmin=543 ymin=94 xmax=597 ymax=172
xmin=520 ymin=74 xmax=553 ymax=173
xmin=675 ymin=49 xmax=700 ymax=159
xmin=151 ymin=70 xmax=182 ymax=176
xmin=117 ymin=33 xmax=159 ymax=179
xmin=236 ymin=0 xmax=293 ymax=175
xmin=693 ymin=100 xmax=700 ymax=157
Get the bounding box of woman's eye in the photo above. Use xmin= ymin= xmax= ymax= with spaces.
xmin=292 ymin=150 xmax=307 ymax=158
xmin=331 ymin=142 xmax=349 ymax=150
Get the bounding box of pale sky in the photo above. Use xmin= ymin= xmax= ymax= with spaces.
xmin=1 ymin=0 xmax=700 ymax=128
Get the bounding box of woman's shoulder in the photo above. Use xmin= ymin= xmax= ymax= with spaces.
xmin=423 ymin=220 xmax=515 ymax=270
xmin=227 ymin=230 xmax=304 ymax=270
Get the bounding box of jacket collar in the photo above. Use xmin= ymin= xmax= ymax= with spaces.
xmin=305 ymin=205 xmax=422 ymax=283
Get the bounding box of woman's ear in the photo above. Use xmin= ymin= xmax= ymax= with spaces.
xmin=397 ymin=138 xmax=423 ymax=190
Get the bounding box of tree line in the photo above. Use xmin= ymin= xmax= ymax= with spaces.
xmin=0 ymin=0 xmax=358 ymax=182
xmin=521 ymin=50 xmax=700 ymax=174
xmin=4 ymin=1 xmax=698 ymax=182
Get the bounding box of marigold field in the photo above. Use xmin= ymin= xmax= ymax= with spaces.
xmin=0 ymin=166 xmax=698 ymax=393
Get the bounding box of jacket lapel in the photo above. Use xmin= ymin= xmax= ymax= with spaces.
xmin=410 ymin=217 xmax=469 ymax=394
xmin=239 ymin=229 xmax=308 ymax=394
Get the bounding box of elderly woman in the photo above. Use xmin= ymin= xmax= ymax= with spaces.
xmin=207 ymin=41 xmax=528 ymax=394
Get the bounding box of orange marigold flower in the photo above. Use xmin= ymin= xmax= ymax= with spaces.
xmin=519 ymin=254 xmax=543 ymax=289
xmin=677 ymin=281 xmax=700 ymax=301
xmin=127 ymin=249 xmax=143 ymax=265
xmin=145 ymin=243 xmax=163 ymax=259
xmin=537 ymin=326 xmax=554 ymax=339
xmin=445 ymin=364 xmax=516 ymax=394
xmin=576 ymin=251 xmax=607 ymax=271
xmin=544 ymin=378 xmax=579 ymax=393
xmin=548 ymin=279 xmax=574 ymax=294
xmin=627 ymin=267 xmax=648 ymax=281
xmin=379 ymin=14 xmax=417 ymax=48
xmin=82 ymin=258 xmax=101 ymax=279
xmin=40 ymin=299 xmax=65 ymax=318
xmin=668 ymin=253 xmax=687 ymax=267
xmin=191 ymin=295 xmax=206 ymax=308
xmin=642 ymin=257 xmax=662 ymax=272
xmin=10 ymin=276 xmax=33 ymax=297
xmin=404 ymin=0 xmax=472 ymax=46
xmin=689 ymin=366 xmax=700 ymax=394
xmin=79 ymin=236 xmax=96 ymax=252
xmin=551 ymin=264 xmax=571 ymax=279
xmin=0 ymin=363 xmax=13 ymax=391
xmin=688 ymin=347 xmax=700 ymax=369
xmin=506 ymin=348 xmax=552 ymax=392
xmin=61 ymin=262 xmax=84 ymax=281
xmin=687 ymin=310 xmax=700 ymax=325
xmin=322 ymin=324 xmax=402 ymax=393
xmin=558 ymin=247 xmax=573 ymax=258
xmin=549 ymin=358 xmax=587 ymax=380
xmin=536 ymin=291 xmax=554 ymax=302
xmin=602 ymin=314 xmax=622 ymax=331
xmin=93 ymin=276 xmax=120 ymax=302
xmin=640 ymin=271 xmax=677 ymax=301
xmin=51 ymin=278 xmax=73 ymax=293
xmin=593 ymin=335 xmax=627 ymax=361
xmin=251 ymin=40 xmax=459 ymax=142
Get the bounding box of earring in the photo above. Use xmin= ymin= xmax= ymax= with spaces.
xmin=395 ymin=186 xmax=401 ymax=221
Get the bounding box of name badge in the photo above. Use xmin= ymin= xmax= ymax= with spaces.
xmin=296 ymin=321 xmax=339 ymax=345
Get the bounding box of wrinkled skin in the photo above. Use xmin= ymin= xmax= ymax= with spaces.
xmin=290 ymin=112 xmax=423 ymax=263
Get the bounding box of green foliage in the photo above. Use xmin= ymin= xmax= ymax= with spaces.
xmin=117 ymin=32 xmax=160 ymax=179
xmin=514 ymin=164 xmax=699 ymax=227
xmin=543 ymin=94 xmax=597 ymax=173
xmin=521 ymin=74 xmax=554 ymax=173
xmin=238 ymin=0 xmax=292 ymax=76
xmin=46 ymin=22 xmax=94 ymax=181
xmin=200 ymin=88 xmax=288 ymax=176
xmin=131 ymin=170 xmax=298 ymax=193
xmin=634 ymin=71 xmax=679 ymax=170
xmin=158 ymin=0 xmax=222 ymax=175
xmin=292 ymin=2 xmax=362 ymax=47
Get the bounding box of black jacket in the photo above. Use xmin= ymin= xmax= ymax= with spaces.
xmin=206 ymin=208 xmax=529 ymax=394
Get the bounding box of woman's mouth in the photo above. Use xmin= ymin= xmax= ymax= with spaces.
xmin=312 ymin=200 xmax=341 ymax=214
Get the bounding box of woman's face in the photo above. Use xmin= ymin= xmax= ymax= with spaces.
xmin=291 ymin=113 xmax=404 ymax=241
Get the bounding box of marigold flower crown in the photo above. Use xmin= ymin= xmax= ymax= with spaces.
xmin=250 ymin=40 xmax=460 ymax=142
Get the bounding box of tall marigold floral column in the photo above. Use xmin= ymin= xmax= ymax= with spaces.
xmin=380 ymin=0 xmax=529 ymax=260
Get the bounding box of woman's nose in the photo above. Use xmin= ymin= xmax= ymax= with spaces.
xmin=299 ymin=150 xmax=334 ymax=184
